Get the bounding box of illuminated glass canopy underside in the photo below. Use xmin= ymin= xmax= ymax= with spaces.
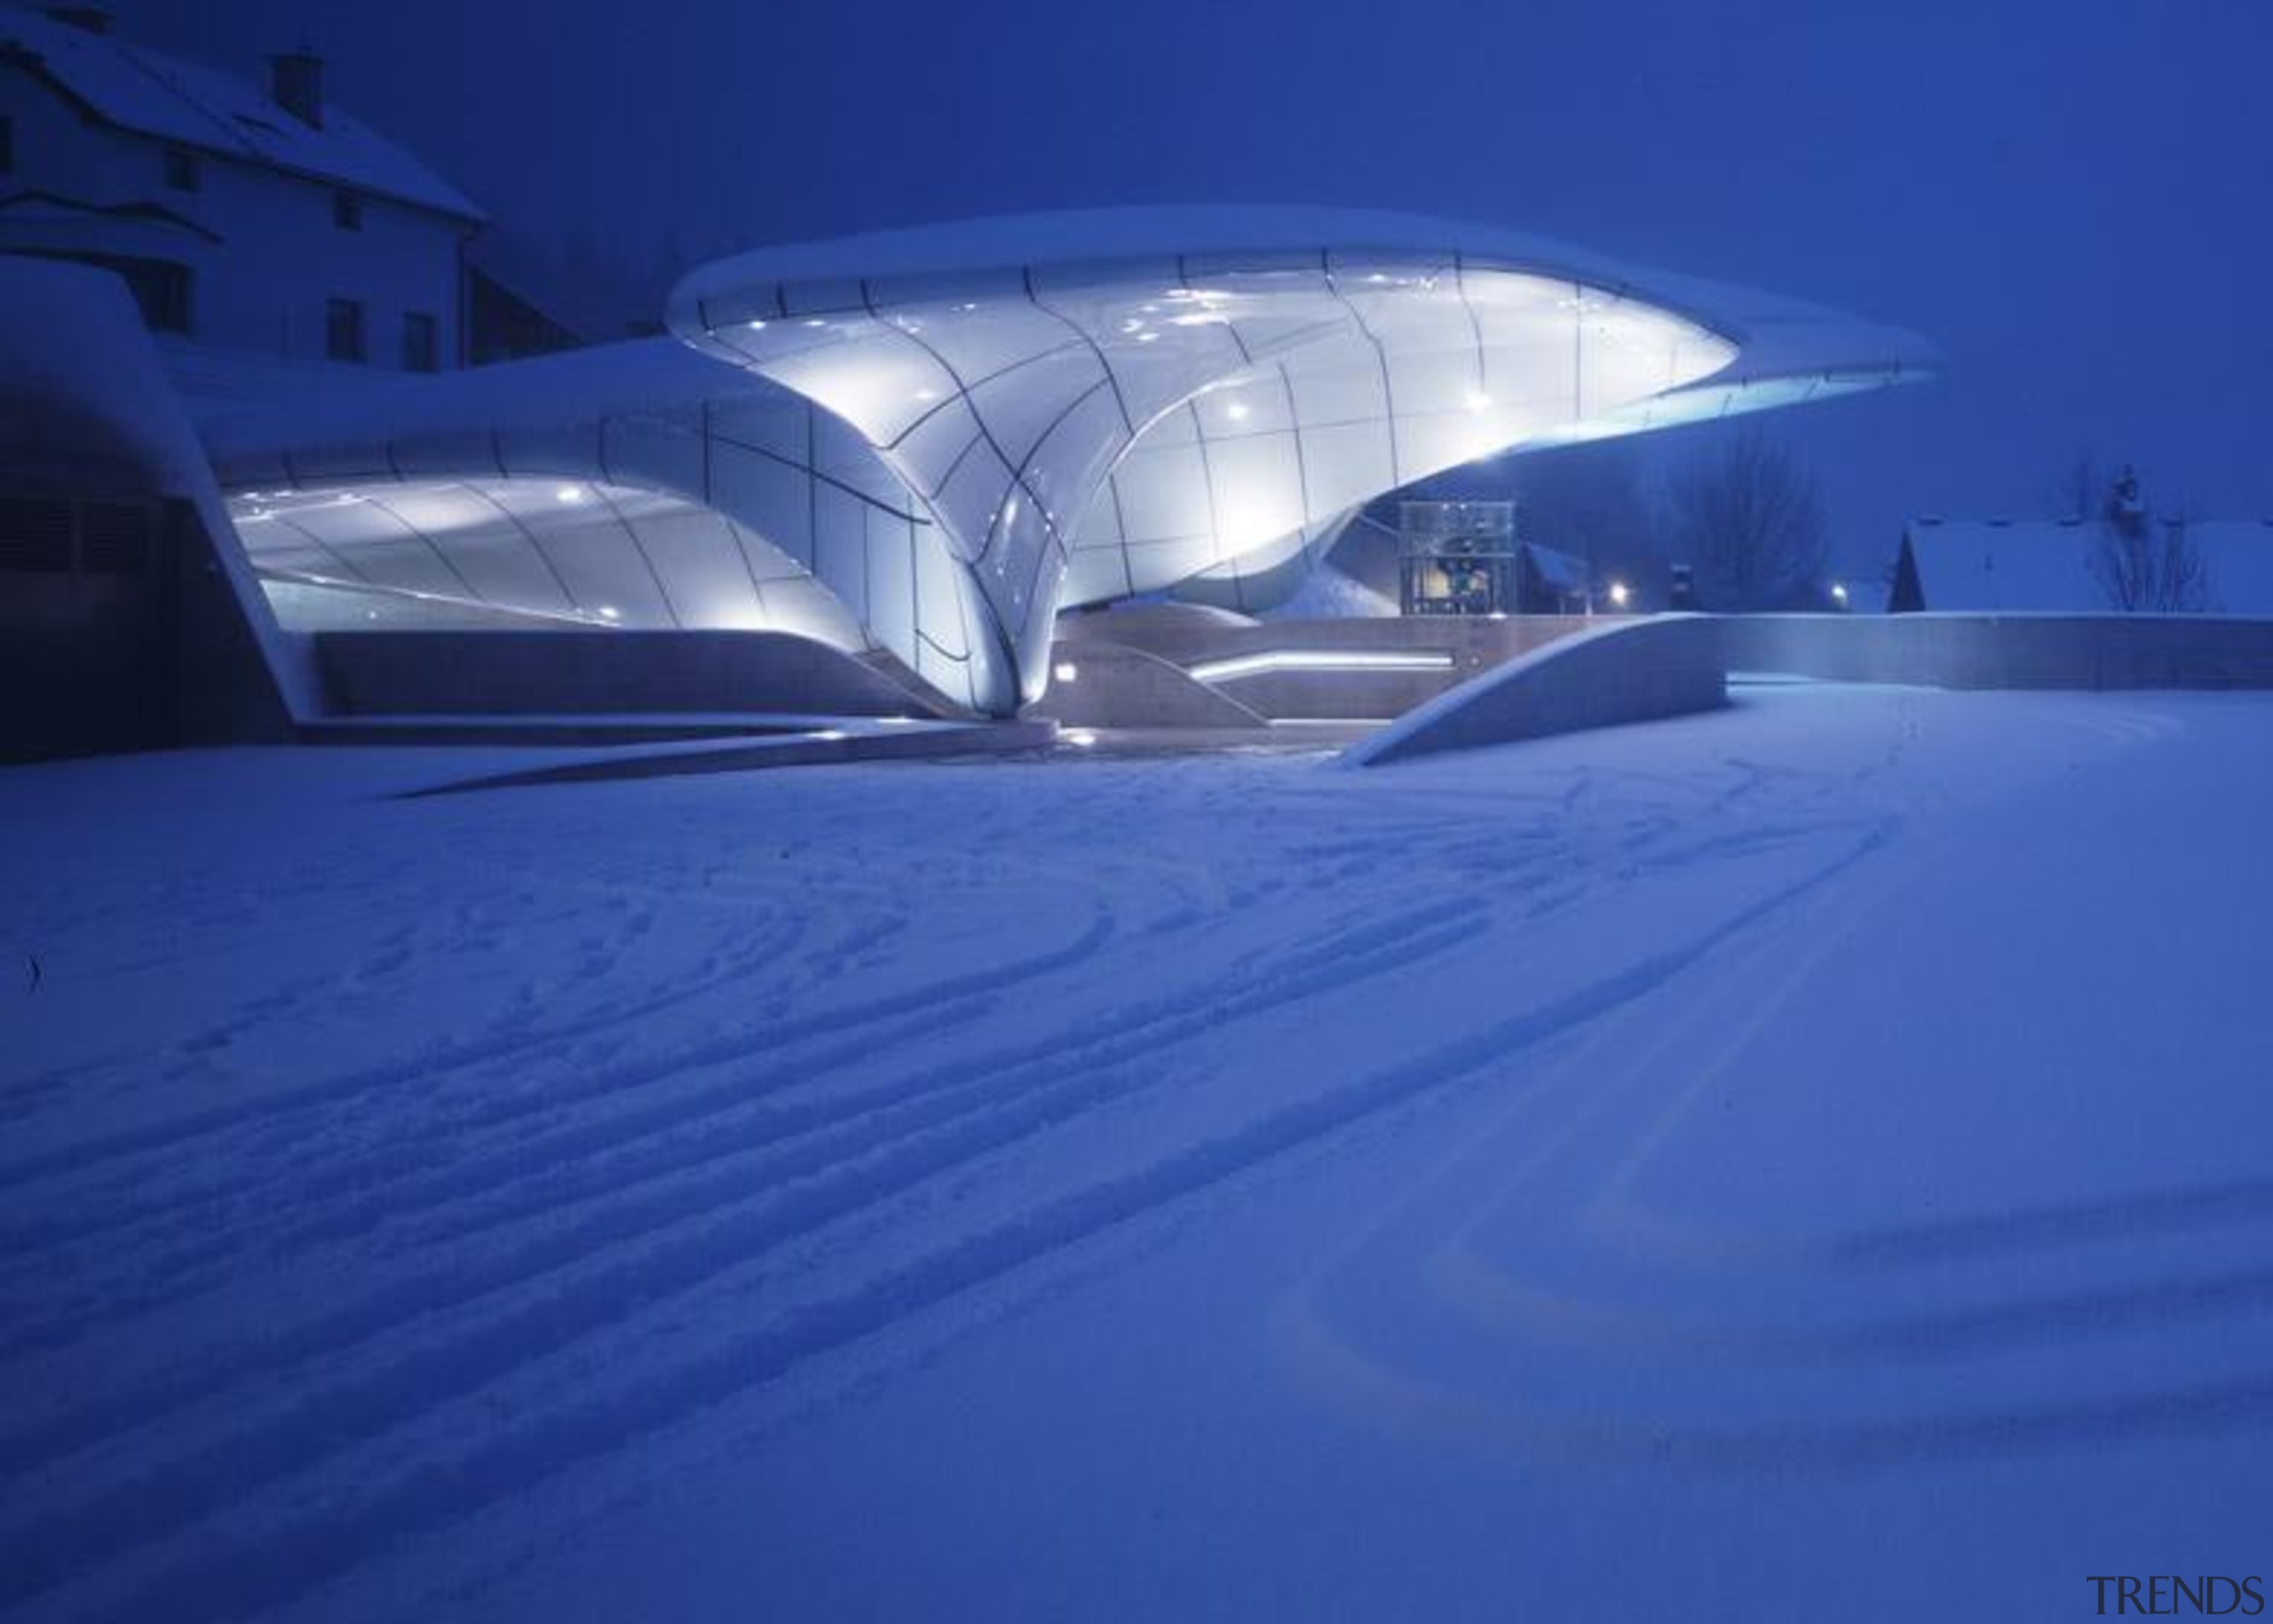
xmin=675 ymin=257 xmax=1744 ymax=701
xmin=210 ymin=345 xmax=1014 ymax=710
xmin=208 ymin=209 xmax=1932 ymax=717
xmin=235 ymin=480 xmax=870 ymax=646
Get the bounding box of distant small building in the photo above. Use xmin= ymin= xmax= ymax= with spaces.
xmin=1889 ymin=517 xmax=2273 ymax=614
xmin=0 ymin=4 xmax=576 ymax=388
xmin=1398 ymin=500 xmax=1516 ymax=615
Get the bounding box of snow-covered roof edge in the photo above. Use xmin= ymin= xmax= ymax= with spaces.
xmin=0 ymin=4 xmax=486 ymax=222
xmin=669 ymin=204 xmax=1938 ymax=389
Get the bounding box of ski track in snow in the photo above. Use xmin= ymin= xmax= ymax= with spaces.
xmin=0 ymin=689 xmax=2263 ymax=1621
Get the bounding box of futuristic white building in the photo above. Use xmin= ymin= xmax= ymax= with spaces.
xmin=203 ymin=208 xmax=1933 ymax=716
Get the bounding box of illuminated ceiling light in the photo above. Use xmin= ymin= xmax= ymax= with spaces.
xmin=555 ymin=484 xmax=589 ymax=505
xmin=1225 ymin=400 xmax=1250 ymax=422
xmin=1831 ymin=582 xmax=1850 ymax=605
xmin=1053 ymin=661 xmax=1080 ymax=684
xmin=1464 ymin=389 xmax=1493 ymax=413
xmin=915 ymin=387 xmax=938 ymax=402
xmin=1608 ymin=580 xmax=1632 ymax=608
xmin=1186 ymin=648 xmax=1455 ymax=684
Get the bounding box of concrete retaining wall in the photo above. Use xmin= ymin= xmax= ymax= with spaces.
xmin=1347 ymin=615 xmax=1727 ymax=767
xmin=1026 ymin=643 xmax=1268 ymax=730
xmin=315 ymin=630 xmax=946 ymax=719
xmin=1053 ymin=608 xmax=1608 ymax=725
xmin=1723 ymin=613 xmax=2273 ymax=689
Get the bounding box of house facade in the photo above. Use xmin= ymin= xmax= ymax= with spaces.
xmin=0 ymin=4 xmax=486 ymax=380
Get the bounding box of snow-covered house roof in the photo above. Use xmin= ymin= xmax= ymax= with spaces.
xmin=1896 ymin=518 xmax=2273 ymax=614
xmin=0 ymin=5 xmax=486 ymax=222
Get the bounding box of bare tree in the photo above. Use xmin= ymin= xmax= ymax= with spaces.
xmin=2090 ymin=519 xmax=2211 ymax=612
xmin=1666 ymin=426 xmax=1826 ymax=610
xmin=2074 ymin=463 xmax=2211 ymax=613
xmin=1512 ymin=440 xmax=1659 ymax=565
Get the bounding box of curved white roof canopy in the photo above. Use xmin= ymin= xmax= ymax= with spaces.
xmin=205 ymin=340 xmax=1018 ymax=712
xmin=672 ymin=206 xmax=1935 ymax=702
xmin=201 ymin=208 xmax=1931 ymax=717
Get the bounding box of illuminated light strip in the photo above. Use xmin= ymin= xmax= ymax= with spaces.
xmin=249 ymin=566 xmax=620 ymax=629
xmin=1184 ymin=649 xmax=1456 ymax=684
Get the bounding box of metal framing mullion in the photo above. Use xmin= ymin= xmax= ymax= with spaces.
xmin=357 ymin=492 xmax=489 ymax=605
xmin=994 ymin=376 xmax=1116 ymax=610
xmin=1453 ymin=252 xmax=1491 ymax=400
xmin=1187 ymin=399 xmax=1228 ymax=572
xmin=463 ymin=483 xmax=585 ymax=615
xmin=1322 ymin=257 xmax=1402 ymax=487
xmin=265 ymin=510 xmax=376 ymax=585
xmin=1024 ymin=266 xmax=1136 ymax=437
xmin=882 ymin=337 xmax=1089 ymax=454
xmin=586 ymin=484 xmax=684 ymax=629
xmin=703 ymin=425 xmax=930 ymax=525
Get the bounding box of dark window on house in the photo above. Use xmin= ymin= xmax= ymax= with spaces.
xmin=164 ymin=147 xmax=201 ymax=192
xmin=0 ymin=116 xmax=14 ymax=176
xmin=326 ymin=297 xmax=366 ymax=363
xmin=400 ymin=311 xmax=439 ymax=373
xmin=333 ymin=191 xmax=363 ymax=231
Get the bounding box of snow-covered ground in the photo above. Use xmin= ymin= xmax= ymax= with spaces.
xmin=4 ymin=685 xmax=2271 ymax=1621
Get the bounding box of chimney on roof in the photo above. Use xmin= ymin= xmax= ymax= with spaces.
xmin=270 ymin=48 xmax=324 ymax=130
xmin=43 ymin=6 xmax=113 ymax=32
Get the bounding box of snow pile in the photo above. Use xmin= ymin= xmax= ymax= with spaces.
xmin=1258 ymin=561 xmax=1399 ymax=620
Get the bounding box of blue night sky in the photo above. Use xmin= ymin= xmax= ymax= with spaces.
xmin=105 ymin=0 xmax=2273 ymax=577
